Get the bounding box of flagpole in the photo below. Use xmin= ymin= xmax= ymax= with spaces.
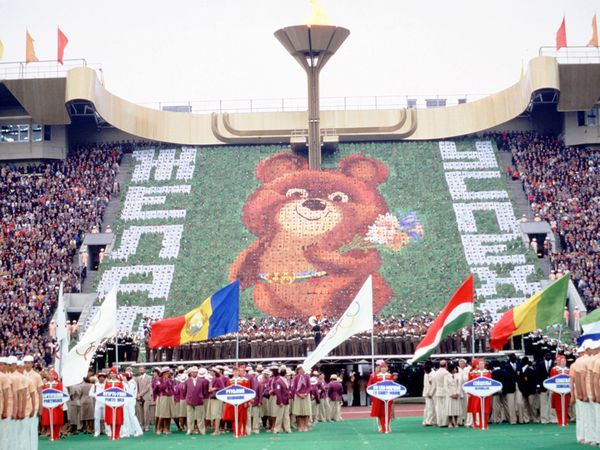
xmin=371 ymin=328 xmax=375 ymax=375
xmin=235 ymin=332 xmax=239 ymax=366
xmin=57 ymin=282 xmax=66 ymax=378
xmin=557 ymin=324 xmax=563 ymax=346
xmin=235 ymin=281 xmax=240 ymax=366
xmin=115 ymin=336 xmax=119 ymax=371
xmin=471 ymin=278 xmax=475 ymax=360
xmin=471 ymin=321 xmax=475 ymax=359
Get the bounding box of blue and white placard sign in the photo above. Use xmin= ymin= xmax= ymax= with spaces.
xmin=366 ymin=381 xmax=407 ymax=401
xmin=95 ymin=387 xmax=132 ymax=407
xmin=462 ymin=377 xmax=502 ymax=398
xmin=543 ymin=374 xmax=571 ymax=395
xmin=42 ymin=388 xmax=69 ymax=409
xmin=216 ymin=386 xmax=256 ymax=406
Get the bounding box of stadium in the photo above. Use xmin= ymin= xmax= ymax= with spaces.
xmin=0 ymin=1 xmax=599 ymax=448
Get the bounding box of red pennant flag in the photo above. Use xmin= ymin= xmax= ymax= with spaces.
xmin=556 ymin=16 xmax=567 ymax=50
xmin=57 ymin=27 xmax=69 ymax=65
xmin=26 ymin=30 xmax=39 ymax=63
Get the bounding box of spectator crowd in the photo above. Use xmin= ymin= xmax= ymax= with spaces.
xmin=492 ymin=131 xmax=599 ymax=310
xmin=2 ymin=133 xmax=593 ymax=370
xmin=0 ymin=144 xmax=122 ymax=363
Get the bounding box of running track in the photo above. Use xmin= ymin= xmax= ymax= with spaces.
xmin=342 ymin=404 xmax=424 ymax=420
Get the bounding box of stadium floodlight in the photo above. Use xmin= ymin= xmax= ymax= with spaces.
xmin=274 ymin=25 xmax=350 ymax=169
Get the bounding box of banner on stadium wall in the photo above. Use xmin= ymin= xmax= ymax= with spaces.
xmin=216 ymin=386 xmax=256 ymax=406
xmin=95 ymin=387 xmax=132 ymax=407
xmin=42 ymin=388 xmax=69 ymax=409
xmin=543 ymin=374 xmax=571 ymax=395
xmin=462 ymin=377 xmax=502 ymax=398
xmin=366 ymin=380 xmax=407 ymax=401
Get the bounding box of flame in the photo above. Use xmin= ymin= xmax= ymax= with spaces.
xmin=308 ymin=0 xmax=330 ymax=25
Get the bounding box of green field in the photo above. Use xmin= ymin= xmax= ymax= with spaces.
xmin=39 ymin=417 xmax=578 ymax=450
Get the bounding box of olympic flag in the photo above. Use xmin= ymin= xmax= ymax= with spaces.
xmin=62 ymin=287 xmax=117 ymax=387
xmin=301 ymin=276 xmax=373 ymax=372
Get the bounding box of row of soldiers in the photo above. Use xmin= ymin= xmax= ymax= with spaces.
xmin=422 ymin=353 xmax=573 ymax=430
xmin=146 ymin=332 xmax=475 ymax=364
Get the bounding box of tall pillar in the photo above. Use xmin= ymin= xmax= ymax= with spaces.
xmin=274 ymin=25 xmax=350 ymax=170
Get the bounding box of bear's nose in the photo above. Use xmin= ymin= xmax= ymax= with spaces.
xmin=302 ymin=199 xmax=327 ymax=211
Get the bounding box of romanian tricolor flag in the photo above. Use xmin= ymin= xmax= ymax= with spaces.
xmin=490 ymin=274 xmax=569 ymax=350
xmin=148 ymin=280 xmax=239 ymax=348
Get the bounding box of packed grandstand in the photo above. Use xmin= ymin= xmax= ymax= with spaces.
xmin=1 ymin=129 xmax=596 ymax=367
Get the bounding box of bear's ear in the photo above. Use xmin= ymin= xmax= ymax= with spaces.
xmin=256 ymin=152 xmax=308 ymax=183
xmin=338 ymin=154 xmax=389 ymax=186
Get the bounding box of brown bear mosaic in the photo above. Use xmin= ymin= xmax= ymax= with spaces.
xmin=230 ymin=152 xmax=423 ymax=318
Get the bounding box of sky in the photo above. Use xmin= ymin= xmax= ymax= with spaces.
xmin=0 ymin=0 xmax=598 ymax=107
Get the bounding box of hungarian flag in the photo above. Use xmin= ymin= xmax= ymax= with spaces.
xmin=490 ymin=274 xmax=569 ymax=350
xmin=26 ymin=30 xmax=39 ymax=63
xmin=57 ymin=27 xmax=69 ymax=64
xmin=148 ymin=280 xmax=239 ymax=348
xmin=408 ymin=274 xmax=474 ymax=364
xmin=556 ymin=16 xmax=567 ymax=50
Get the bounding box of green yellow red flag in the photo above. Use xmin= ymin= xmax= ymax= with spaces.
xmin=490 ymin=274 xmax=569 ymax=350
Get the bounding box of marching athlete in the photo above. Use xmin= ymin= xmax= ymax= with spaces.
xmin=466 ymin=359 xmax=492 ymax=430
xmin=222 ymin=366 xmax=252 ymax=437
xmin=104 ymin=368 xmax=125 ymax=440
xmin=41 ymin=370 xmax=64 ymax=441
xmin=368 ymin=360 xmax=394 ymax=433
xmin=550 ymin=355 xmax=570 ymax=426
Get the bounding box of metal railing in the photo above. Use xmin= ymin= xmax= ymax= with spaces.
xmin=0 ymin=58 xmax=507 ymax=114
xmin=140 ymin=93 xmax=490 ymax=114
xmin=0 ymin=59 xmax=101 ymax=80
xmin=539 ymin=45 xmax=600 ymax=64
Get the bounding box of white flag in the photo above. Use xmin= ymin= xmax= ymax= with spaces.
xmin=54 ymin=283 xmax=69 ymax=376
xmin=302 ymin=276 xmax=373 ymax=372
xmin=62 ymin=286 xmax=117 ymax=387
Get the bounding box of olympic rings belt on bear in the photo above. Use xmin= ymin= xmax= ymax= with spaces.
xmin=258 ymin=270 xmax=329 ymax=284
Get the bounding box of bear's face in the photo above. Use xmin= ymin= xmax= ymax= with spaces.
xmin=278 ymin=188 xmax=343 ymax=237
xmin=242 ymin=152 xmax=390 ymax=246
xmin=270 ymin=171 xmax=385 ymax=239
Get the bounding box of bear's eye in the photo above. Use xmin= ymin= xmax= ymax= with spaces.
xmin=285 ymin=188 xmax=308 ymax=198
xmin=328 ymin=191 xmax=349 ymax=203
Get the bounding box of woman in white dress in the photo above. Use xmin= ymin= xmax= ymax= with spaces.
xmin=122 ymin=372 xmax=143 ymax=437
xmin=445 ymin=363 xmax=462 ymax=428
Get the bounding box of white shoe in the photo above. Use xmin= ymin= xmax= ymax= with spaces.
xmin=186 ymin=430 xmax=192 ymax=435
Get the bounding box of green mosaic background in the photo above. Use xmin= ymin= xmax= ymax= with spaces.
xmin=94 ymin=140 xmax=543 ymax=319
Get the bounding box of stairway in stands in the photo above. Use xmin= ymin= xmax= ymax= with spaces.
xmin=80 ymin=153 xmax=132 ymax=294
xmin=498 ymin=151 xmax=552 ymax=276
